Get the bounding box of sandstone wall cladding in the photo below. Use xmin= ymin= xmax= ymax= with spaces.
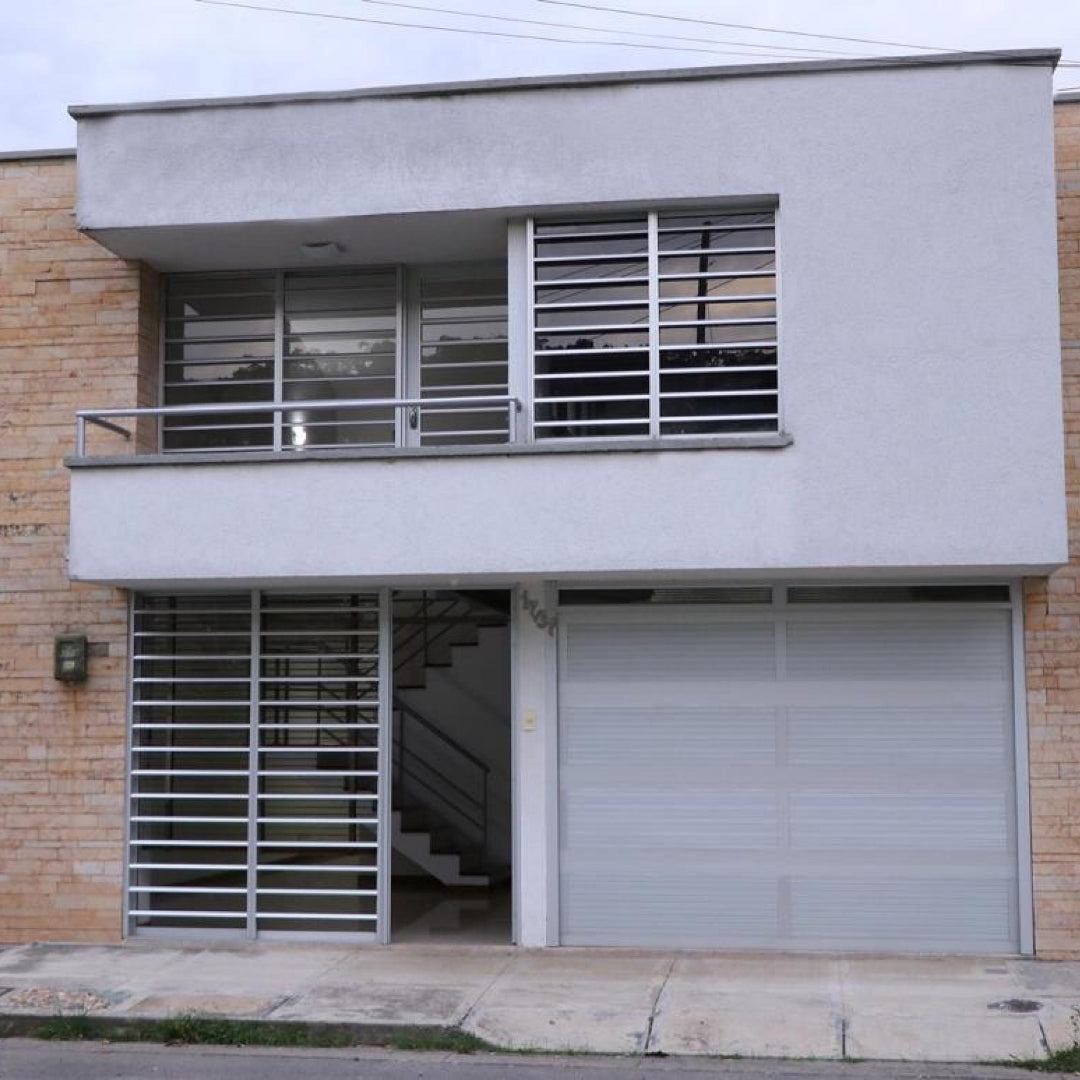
xmin=1026 ymin=100 xmax=1080 ymax=958
xmin=0 ymin=154 xmax=153 ymax=942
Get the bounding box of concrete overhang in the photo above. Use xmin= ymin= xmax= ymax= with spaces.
xmin=84 ymin=209 xmax=513 ymax=272
xmin=70 ymin=49 xmax=1060 ymax=268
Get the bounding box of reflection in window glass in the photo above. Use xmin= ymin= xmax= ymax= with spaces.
xmin=164 ymin=266 xmax=511 ymax=453
xmin=417 ymin=266 xmax=509 ymax=446
xmin=283 ymin=270 xmax=398 ymax=450
xmin=531 ymin=208 xmax=779 ymax=440
xmin=163 ymin=276 xmax=277 ymax=451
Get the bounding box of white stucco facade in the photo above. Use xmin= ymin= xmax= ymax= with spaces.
xmin=68 ymin=52 xmax=1068 ymax=585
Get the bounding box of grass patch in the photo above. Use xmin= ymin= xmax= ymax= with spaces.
xmin=1010 ymin=1045 xmax=1080 ymax=1072
xmin=14 ymin=1011 xmax=496 ymax=1054
xmin=382 ymin=1029 xmax=493 ymax=1054
xmin=35 ymin=1013 xmax=97 ymax=1042
xmin=155 ymin=1014 xmax=354 ymax=1048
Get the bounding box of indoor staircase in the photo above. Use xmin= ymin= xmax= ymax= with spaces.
xmin=390 ymin=591 xmax=509 ymax=887
xmin=265 ymin=591 xmax=509 ymax=887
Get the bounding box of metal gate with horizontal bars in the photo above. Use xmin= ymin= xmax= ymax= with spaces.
xmin=126 ymin=589 xmax=390 ymax=940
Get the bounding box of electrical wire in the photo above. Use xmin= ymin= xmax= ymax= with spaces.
xmin=356 ymin=0 xmax=872 ymax=58
xmin=193 ymin=0 xmax=827 ymax=58
xmin=194 ymin=0 xmax=1080 ymax=71
xmin=536 ymin=2 xmax=1080 ymax=70
xmin=535 ymin=0 xmax=959 ymax=53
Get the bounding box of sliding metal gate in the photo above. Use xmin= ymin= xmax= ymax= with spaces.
xmin=127 ymin=590 xmax=390 ymax=940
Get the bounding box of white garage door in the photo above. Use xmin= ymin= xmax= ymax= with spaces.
xmin=557 ymin=591 xmax=1021 ymax=952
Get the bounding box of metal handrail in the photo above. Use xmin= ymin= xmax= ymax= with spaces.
xmin=393 ymin=731 xmax=486 ymax=824
xmin=74 ymin=395 xmax=523 ymax=457
xmin=393 ymin=696 xmax=489 ymax=855
xmin=393 ymin=599 xmax=484 ymax=676
xmin=273 ymin=594 xmax=495 ymax=857
xmin=394 ymin=696 xmax=490 ymax=778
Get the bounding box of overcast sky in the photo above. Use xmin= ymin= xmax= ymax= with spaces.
xmin=2 ymin=0 xmax=1079 ymax=152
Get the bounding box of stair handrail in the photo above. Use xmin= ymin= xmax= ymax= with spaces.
xmin=392 ymin=596 xmax=495 ymax=674
xmin=393 ymin=694 xmax=489 ymax=858
xmin=394 ymin=695 xmax=490 ymax=776
xmin=259 ymin=593 xmax=499 ymax=864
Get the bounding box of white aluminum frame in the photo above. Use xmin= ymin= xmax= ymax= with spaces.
xmin=377 ymin=588 xmax=393 ymax=944
xmin=1010 ymin=580 xmax=1035 ymax=954
xmin=404 ymin=262 xmax=511 ymax=449
xmin=527 ymin=207 xmax=779 ymax=445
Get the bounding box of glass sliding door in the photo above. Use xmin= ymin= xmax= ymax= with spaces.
xmin=163 ymin=270 xmax=402 ymax=453
xmin=127 ymin=590 xmax=391 ymax=941
xmin=408 ymin=264 xmax=509 ymax=446
xmin=282 ymin=270 xmax=401 ymax=450
xmin=163 ymin=263 xmax=517 ymax=453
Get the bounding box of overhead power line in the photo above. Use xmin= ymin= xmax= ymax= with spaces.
xmin=536 ymin=1 xmax=1080 ymax=70
xmin=535 ymin=0 xmax=957 ymax=53
xmin=357 ymin=0 xmax=871 ymax=58
xmin=194 ymin=0 xmax=1080 ymax=71
xmin=194 ymin=0 xmax=829 ymax=57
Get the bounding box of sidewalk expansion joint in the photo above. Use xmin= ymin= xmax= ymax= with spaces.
xmin=642 ymin=956 xmax=676 ymax=1055
xmin=455 ymin=953 xmax=516 ymax=1029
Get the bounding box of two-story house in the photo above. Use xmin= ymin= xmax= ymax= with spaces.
xmin=3 ymin=47 xmax=1078 ymax=956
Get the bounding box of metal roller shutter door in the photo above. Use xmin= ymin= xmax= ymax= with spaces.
xmin=557 ymin=604 xmax=1020 ymax=952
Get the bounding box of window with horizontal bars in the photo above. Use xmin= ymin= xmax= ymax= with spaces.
xmin=163 ymin=265 xmax=510 ymax=453
xmin=531 ymin=209 xmax=778 ymax=440
xmin=164 ymin=270 xmax=398 ymax=452
xmin=415 ymin=266 xmax=510 ymax=446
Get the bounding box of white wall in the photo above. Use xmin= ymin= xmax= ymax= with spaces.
xmin=67 ymin=54 xmax=1067 ymax=582
xmin=70 ymin=435 xmax=1063 ymax=582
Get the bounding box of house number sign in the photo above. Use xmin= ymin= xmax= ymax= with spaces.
xmin=521 ymin=590 xmax=557 ymax=636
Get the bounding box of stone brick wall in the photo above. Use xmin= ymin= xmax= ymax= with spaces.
xmin=0 ymin=154 xmax=153 ymax=942
xmin=1026 ymin=100 xmax=1080 ymax=958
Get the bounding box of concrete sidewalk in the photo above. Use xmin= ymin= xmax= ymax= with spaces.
xmin=0 ymin=942 xmax=1078 ymax=1063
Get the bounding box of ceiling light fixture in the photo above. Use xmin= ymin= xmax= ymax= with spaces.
xmin=299 ymin=240 xmax=343 ymax=259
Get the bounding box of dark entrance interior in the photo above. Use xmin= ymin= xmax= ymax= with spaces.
xmin=390 ymin=589 xmax=512 ymax=943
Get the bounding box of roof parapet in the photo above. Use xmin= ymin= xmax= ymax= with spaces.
xmin=68 ymin=48 xmax=1061 ymax=120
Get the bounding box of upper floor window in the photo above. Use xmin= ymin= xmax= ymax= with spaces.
xmin=530 ymin=208 xmax=778 ymax=440
xmin=163 ymin=265 xmax=508 ymax=453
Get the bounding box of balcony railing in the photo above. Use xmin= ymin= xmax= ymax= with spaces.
xmin=74 ymin=396 xmax=523 ymax=458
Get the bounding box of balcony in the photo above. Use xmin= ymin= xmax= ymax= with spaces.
xmin=65 ymin=204 xmax=1066 ymax=586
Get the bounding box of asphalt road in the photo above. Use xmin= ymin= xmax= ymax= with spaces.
xmin=0 ymin=1042 xmax=1064 ymax=1080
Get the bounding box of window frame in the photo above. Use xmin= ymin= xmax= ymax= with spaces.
xmin=526 ymin=205 xmax=781 ymax=444
xmin=160 ymin=263 xmax=512 ymax=454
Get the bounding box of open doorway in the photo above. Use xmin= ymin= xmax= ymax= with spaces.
xmin=390 ymin=589 xmax=512 ymax=943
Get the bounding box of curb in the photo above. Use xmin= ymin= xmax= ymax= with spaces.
xmin=0 ymin=1013 xmax=482 ymax=1049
